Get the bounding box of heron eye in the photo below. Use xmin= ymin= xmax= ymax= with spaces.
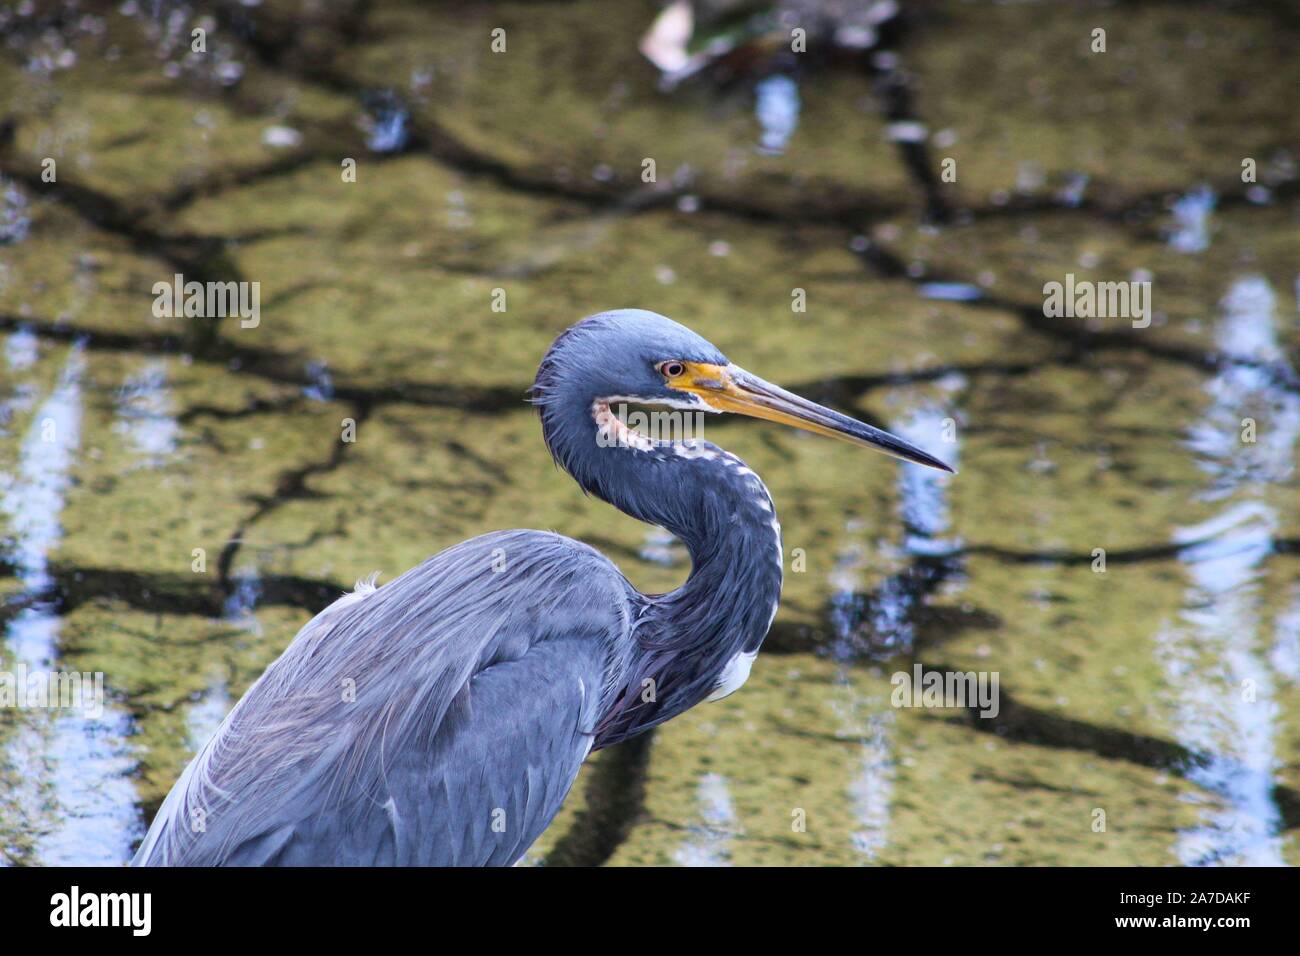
xmin=660 ymin=361 xmax=686 ymax=379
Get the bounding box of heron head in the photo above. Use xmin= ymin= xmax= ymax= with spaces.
xmin=534 ymin=309 xmax=953 ymax=473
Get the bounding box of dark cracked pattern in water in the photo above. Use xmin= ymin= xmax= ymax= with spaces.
xmin=0 ymin=0 xmax=1298 ymax=866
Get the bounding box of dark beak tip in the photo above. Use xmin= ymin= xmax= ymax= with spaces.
xmin=902 ymin=448 xmax=955 ymax=474
xmin=908 ymin=450 xmax=956 ymax=474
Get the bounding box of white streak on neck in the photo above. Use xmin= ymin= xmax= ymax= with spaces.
xmin=707 ymin=650 xmax=758 ymax=702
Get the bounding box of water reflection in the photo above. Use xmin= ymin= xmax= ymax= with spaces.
xmin=304 ymin=360 xmax=336 ymax=403
xmin=1 ymin=344 xmax=141 ymax=865
xmin=114 ymin=360 xmax=179 ymax=468
xmin=1159 ymin=275 xmax=1295 ymax=866
xmin=826 ymin=386 xmax=962 ymax=861
xmin=185 ymin=679 xmax=230 ymax=757
xmin=829 ymin=386 xmax=963 ymax=660
xmin=0 ymin=179 xmax=30 ymax=246
xmin=674 ymin=771 xmax=738 ymax=867
xmin=918 ymin=282 xmax=983 ymax=303
xmin=1 ymin=327 xmax=40 ymax=438
xmin=1271 ymin=587 xmax=1300 ymax=683
xmin=3 ymin=346 xmax=87 ymax=660
xmin=1168 ymin=185 xmax=1216 ymax=254
xmin=223 ymin=567 xmax=264 ymax=637
xmin=755 ymin=75 xmax=800 ymax=156
xmin=639 ymin=527 xmax=686 ymax=568
xmin=363 ymin=91 xmax=412 ymax=154
xmin=846 ymin=708 xmax=895 ymax=859
xmin=4 ymin=325 xmax=38 ymax=372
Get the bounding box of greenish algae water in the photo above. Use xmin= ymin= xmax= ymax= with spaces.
xmin=0 ymin=0 xmax=1297 ymax=866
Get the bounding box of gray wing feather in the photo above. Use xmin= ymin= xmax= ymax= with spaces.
xmin=133 ymin=530 xmax=630 ymax=866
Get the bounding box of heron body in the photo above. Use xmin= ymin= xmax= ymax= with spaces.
xmin=134 ymin=310 xmax=950 ymax=866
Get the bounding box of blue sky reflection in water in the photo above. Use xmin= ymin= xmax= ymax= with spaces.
xmin=1157 ymin=275 xmax=1298 ymax=866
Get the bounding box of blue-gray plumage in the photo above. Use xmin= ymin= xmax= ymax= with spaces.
xmin=133 ymin=309 xmax=952 ymax=866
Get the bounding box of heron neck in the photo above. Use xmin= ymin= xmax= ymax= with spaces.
xmin=579 ymin=435 xmax=785 ymax=746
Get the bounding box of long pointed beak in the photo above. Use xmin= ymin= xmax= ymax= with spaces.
xmin=679 ymin=363 xmax=955 ymax=473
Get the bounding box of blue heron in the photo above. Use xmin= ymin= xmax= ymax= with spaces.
xmin=133 ymin=309 xmax=952 ymax=866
